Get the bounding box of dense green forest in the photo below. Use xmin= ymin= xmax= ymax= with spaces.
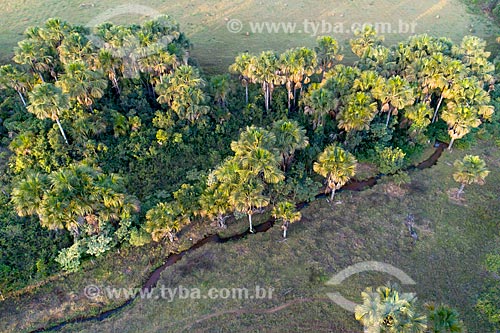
xmin=0 ymin=15 xmax=499 ymax=330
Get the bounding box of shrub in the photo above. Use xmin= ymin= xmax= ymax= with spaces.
xmin=55 ymin=242 xmax=83 ymax=272
xmin=129 ymin=228 xmax=152 ymax=247
xmin=375 ymin=146 xmax=406 ymax=174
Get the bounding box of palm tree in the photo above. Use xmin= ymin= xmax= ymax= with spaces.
xmin=441 ymin=105 xmax=481 ymax=150
xmin=11 ymin=172 xmax=47 ymax=218
xmin=155 ymin=65 xmax=209 ymax=123
xmin=57 ymin=61 xmax=107 ymax=109
xmin=337 ymin=92 xmax=378 ymax=133
xmin=252 ymin=51 xmax=283 ymax=112
xmin=353 ymin=70 xmax=384 ymax=93
xmin=272 ymin=201 xmax=301 ymax=238
xmin=404 ymin=103 xmax=433 ymax=136
xmin=230 ymin=126 xmax=276 ymax=156
xmin=95 ymin=49 xmax=123 ymax=95
xmin=27 ymin=83 xmax=70 ymax=144
xmin=272 ymin=119 xmax=309 ymax=171
xmin=230 ymin=178 xmax=268 ymax=233
xmin=372 ymin=76 xmax=415 ymax=127
xmin=453 ymin=155 xmax=489 ymax=198
xmin=199 ymin=186 xmax=231 ymax=229
xmin=454 ymin=36 xmax=494 ymax=84
xmin=229 ymin=52 xmax=255 ymax=104
xmin=209 ymin=74 xmax=231 ymax=108
xmin=58 ymin=32 xmax=94 ymax=66
xmin=421 ymin=55 xmax=464 ymax=123
xmin=303 ymin=86 xmax=336 ymax=130
xmin=288 ymin=47 xmax=317 ymax=108
xmin=239 ymin=147 xmax=285 ymax=184
xmin=313 ymin=145 xmax=357 ymax=200
xmin=13 ymin=39 xmax=53 ymax=82
xmin=315 ymin=36 xmax=343 ymax=77
xmin=425 ymin=303 xmax=463 ymax=333
xmin=38 ymin=18 xmax=69 ymax=49
xmin=355 ymin=284 xmax=427 ymax=333
xmin=0 ymin=64 xmax=30 ymax=106
xmin=145 ymin=202 xmax=185 ymax=242
xmin=350 ymin=25 xmax=384 ymax=59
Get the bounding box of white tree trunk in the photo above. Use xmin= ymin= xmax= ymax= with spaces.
xmin=432 ymin=94 xmax=444 ymax=123
xmin=55 ymin=117 xmax=69 ymax=145
xmin=248 ymin=213 xmax=254 ymax=233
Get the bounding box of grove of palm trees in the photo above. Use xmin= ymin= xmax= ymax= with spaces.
xmin=0 ymin=2 xmax=499 ymax=332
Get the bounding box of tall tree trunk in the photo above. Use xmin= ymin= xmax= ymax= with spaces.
xmin=55 ymin=117 xmax=69 ymax=145
xmin=112 ymin=75 xmax=121 ymax=95
xmin=330 ymin=187 xmax=336 ymax=201
xmin=17 ymin=91 xmax=26 ymax=107
xmin=248 ymin=213 xmax=254 ymax=233
xmin=385 ymin=110 xmax=392 ymax=127
xmin=432 ymin=94 xmax=444 ymax=123
xmin=287 ymin=86 xmax=292 ymax=112
xmin=245 ymin=82 xmax=249 ymax=105
xmin=448 ymin=137 xmax=456 ymax=151
xmin=456 ymin=183 xmax=465 ymax=198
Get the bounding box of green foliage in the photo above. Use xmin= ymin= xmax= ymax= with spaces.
xmin=129 ymin=228 xmax=152 ymax=247
xmin=476 ymin=253 xmax=500 ymax=328
xmin=55 ymin=242 xmax=82 ymax=272
xmin=0 ymin=12 xmax=496 ymax=295
xmin=375 ymin=146 xmax=406 ymax=175
xmin=85 ymin=234 xmax=114 ymax=257
xmin=355 ymin=283 xmax=427 ymax=332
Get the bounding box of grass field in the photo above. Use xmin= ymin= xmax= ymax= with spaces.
xmin=0 ymin=0 xmax=496 ymax=73
xmin=1 ymin=141 xmax=498 ymax=333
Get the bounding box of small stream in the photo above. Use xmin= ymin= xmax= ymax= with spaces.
xmin=30 ymin=141 xmax=448 ymax=333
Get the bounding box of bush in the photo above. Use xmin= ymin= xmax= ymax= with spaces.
xmin=392 ymin=171 xmax=411 ymax=186
xmin=129 ymin=228 xmax=152 ymax=247
xmin=375 ymin=146 xmax=406 ymax=175
xmin=55 ymin=242 xmax=83 ymax=272
xmin=85 ymin=235 xmax=114 ymax=257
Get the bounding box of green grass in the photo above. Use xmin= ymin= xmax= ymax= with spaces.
xmin=2 ymin=141 xmax=496 ymax=333
xmin=0 ymin=0 xmax=496 ymax=73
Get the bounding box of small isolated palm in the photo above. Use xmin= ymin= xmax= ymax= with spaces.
xmin=313 ymin=145 xmax=357 ymax=200
xmin=453 ymin=155 xmax=489 ymax=198
xmin=27 ymin=83 xmax=70 ymax=144
xmin=355 ymin=284 xmax=427 ymax=333
xmin=272 ymin=201 xmax=301 ymax=238
xmin=425 ymin=303 xmax=463 ymax=333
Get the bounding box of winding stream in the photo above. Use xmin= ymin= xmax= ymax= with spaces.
xmin=30 ymin=141 xmax=447 ymax=333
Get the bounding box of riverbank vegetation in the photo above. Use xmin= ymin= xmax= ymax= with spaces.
xmin=0 ymin=13 xmax=498 ymax=332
